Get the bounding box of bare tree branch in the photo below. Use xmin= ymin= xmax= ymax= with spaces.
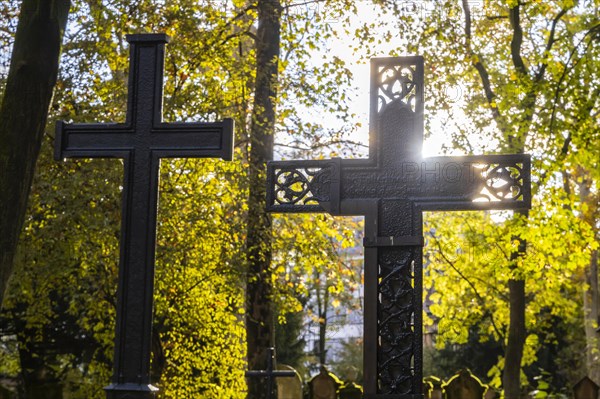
xmin=462 ymin=0 xmax=507 ymax=134
xmin=282 ymin=0 xmax=325 ymax=9
xmin=537 ymin=24 xmax=599 ymax=185
xmin=535 ymin=8 xmax=569 ymax=82
xmin=274 ymin=138 xmax=368 ymax=151
xmin=509 ymin=5 xmax=528 ymax=76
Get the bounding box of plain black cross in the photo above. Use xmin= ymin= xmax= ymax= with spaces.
xmin=55 ymin=34 xmax=234 ymax=399
xmin=266 ymin=56 xmax=531 ymax=397
xmin=245 ymin=347 xmax=296 ymax=398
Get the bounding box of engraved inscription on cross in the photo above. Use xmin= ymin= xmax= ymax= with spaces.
xmin=266 ymin=57 xmax=531 ymax=397
xmin=55 ymin=34 xmax=234 ymax=399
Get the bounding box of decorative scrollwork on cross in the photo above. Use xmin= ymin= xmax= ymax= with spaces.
xmin=267 ymin=160 xmax=338 ymax=213
xmin=377 ymin=65 xmax=417 ymax=113
xmin=378 ymin=249 xmax=415 ymax=394
xmin=273 ymin=169 xmax=317 ymax=205
xmin=473 ymin=162 xmax=526 ymax=202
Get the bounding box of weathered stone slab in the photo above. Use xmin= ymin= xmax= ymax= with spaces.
xmin=309 ymin=367 xmax=341 ymax=399
xmin=574 ymin=377 xmax=599 ymax=399
xmin=277 ymin=364 xmax=302 ymax=399
xmin=443 ymin=369 xmax=486 ymax=399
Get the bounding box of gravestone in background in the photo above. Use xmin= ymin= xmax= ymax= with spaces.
xmin=423 ymin=381 xmax=432 ymax=399
xmin=276 ymin=364 xmax=302 ymax=399
xmin=484 ymin=387 xmax=497 ymax=399
xmin=424 ymin=376 xmax=443 ymax=399
xmin=574 ymin=377 xmax=600 ymax=399
xmin=443 ymin=370 xmax=486 ymax=399
xmin=309 ymin=367 xmax=341 ymax=399
xmin=339 ymin=382 xmax=362 ymax=399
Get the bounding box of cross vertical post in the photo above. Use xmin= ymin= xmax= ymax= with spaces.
xmin=266 ymin=56 xmax=531 ymax=396
xmin=55 ymin=34 xmax=234 ymax=399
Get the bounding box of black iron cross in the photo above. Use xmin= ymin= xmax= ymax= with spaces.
xmin=55 ymin=34 xmax=234 ymax=399
xmin=245 ymin=347 xmax=296 ymax=398
xmin=266 ymin=57 xmax=531 ymax=397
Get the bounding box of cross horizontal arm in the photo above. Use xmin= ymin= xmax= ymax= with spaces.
xmin=266 ymin=154 xmax=531 ymax=215
xmin=152 ymin=120 xmax=234 ymax=160
xmin=55 ymin=121 xmax=133 ymax=160
xmin=402 ymin=154 xmax=531 ymax=211
xmin=55 ymin=119 xmax=234 ymax=161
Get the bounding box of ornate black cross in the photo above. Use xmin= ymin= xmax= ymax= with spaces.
xmin=245 ymin=347 xmax=296 ymax=398
xmin=266 ymin=57 xmax=531 ymax=396
xmin=55 ymin=34 xmax=234 ymax=399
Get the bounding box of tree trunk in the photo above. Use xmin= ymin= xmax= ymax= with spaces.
xmin=245 ymin=1 xmax=281 ymax=398
xmin=580 ymin=173 xmax=600 ymax=382
xmin=503 ymin=212 xmax=527 ymax=399
xmin=318 ymin=283 xmax=329 ymax=366
xmin=462 ymin=3 xmax=531 ymax=390
xmin=583 ymin=250 xmax=600 ymax=382
xmin=503 ymin=279 xmax=526 ymax=399
xmin=0 ymin=0 xmax=71 ymax=305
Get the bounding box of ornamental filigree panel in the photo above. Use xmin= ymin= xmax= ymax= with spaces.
xmin=266 ymin=160 xmax=339 ymax=213
xmin=377 ymin=64 xmax=417 ymax=113
xmin=378 ymin=248 xmax=416 ymax=394
xmin=473 ymin=162 xmax=527 ymax=202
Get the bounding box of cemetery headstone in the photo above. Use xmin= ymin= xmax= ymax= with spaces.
xmin=443 ymin=369 xmax=486 ymax=399
xmin=483 ymin=387 xmax=497 ymax=399
xmin=266 ymin=57 xmax=531 ymax=396
xmin=424 ymin=381 xmax=432 ymax=399
xmin=309 ymin=366 xmax=341 ymax=399
xmin=574 ymin=376 xmax=599 ymax=399
xmin=339 ymin=381 xmax=362 ymax=399
xmin=276 ymin=364 xmax=303 ymax=399
xmin=246 ymin=347 xmax=296 ymax=399
xmin=424 ymin=376 xmax=443 ymax=399
xmin=55 ymin=33 xmax=234 ymax=399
